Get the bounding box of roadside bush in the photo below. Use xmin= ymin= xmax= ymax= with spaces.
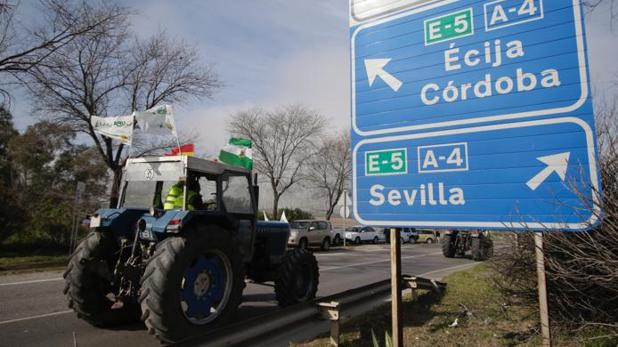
xmin=279 ymin=208 xmax=313 ymax=221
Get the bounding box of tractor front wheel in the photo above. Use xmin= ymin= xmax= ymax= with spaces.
xmin=275 ymin=248 xmax=319 ymax=307
xmin=63 ymin=232 xmax=140 ymax=327
xmin=139 ymin=225 xmax=245 ymax=344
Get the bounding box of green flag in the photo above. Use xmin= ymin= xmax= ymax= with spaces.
xmin=219 ymin=138 xmax=253 ymax=170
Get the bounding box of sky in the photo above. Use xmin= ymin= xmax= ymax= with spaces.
xmin=8 ymin=0 xmax=618 ymax=212
xmin=11 ymin=1 xmax=618 ymax=147
xmin=127 ymin=0 xmax=352 ymax=155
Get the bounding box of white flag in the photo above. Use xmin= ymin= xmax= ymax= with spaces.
xmin=90 ymin=115 xmax=134 ymax=145
xmin=280 ymin=211 xmax=288 ymax=223
xmin=134 ymin=104 xmax=177 ymax=137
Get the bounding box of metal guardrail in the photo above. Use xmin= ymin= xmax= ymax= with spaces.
xmin=180 ymin=275 xmax=446 ymax=347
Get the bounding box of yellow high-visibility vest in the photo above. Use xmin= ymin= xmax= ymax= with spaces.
xmin=164 ymin=182 xmax=198 ymax=210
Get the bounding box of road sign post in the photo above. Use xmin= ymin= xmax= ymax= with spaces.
xmin=342 ymin=190 xmax=348 ymax=247
xmin=70 ymin=181 xmax=86 ymax=255
xmin=535 ymin=232 xmax=552 ymax=346
xmin=390 ymin=228 xmax=403 ymax=347
xmin=350 ymin=0 xmax=601 ymax=344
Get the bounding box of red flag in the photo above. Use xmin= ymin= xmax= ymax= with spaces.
xmin=165 ymin=144 xmax=195 ymax=156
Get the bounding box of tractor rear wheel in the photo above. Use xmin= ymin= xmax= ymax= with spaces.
xmin=63 ymin=232 xmax=140 ymax=327
xmin=139 ymin=225 xmax=245 ymax=344
xmin=441 ymin=234 xmax=457 ymax=258
xmin=275 ymin=248 xmax=319 ymax=307
xmin=482 ymin=238 xmax=494 ymax=259
xmin=471 ymin=237 xmax=484 ymax=261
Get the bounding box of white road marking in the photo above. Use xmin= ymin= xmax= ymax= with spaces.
xmin=320 ymin=251 xmax=443 ymax=271
xmin=0 ymin=277 xmax=63 ymax=287
xmin=0 ymin=310 xmax=73 ymax=326
xmin=315 ymin=252 xmax=350 ymax=257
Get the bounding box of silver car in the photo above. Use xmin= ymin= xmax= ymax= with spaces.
xmin=288 ymin=220 xmax=333 ymax=250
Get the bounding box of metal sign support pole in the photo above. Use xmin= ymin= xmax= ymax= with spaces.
xmin=535 ymin=232 xmax=552 ymax=347
xmin=390 ymin=228 xmax=402 ymax=347
xmin=343 ymin=190 xmax=347 ymax=248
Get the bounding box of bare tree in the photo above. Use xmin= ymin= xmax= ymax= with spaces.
xmin=0 ymin=0 xmax=127 ymax=103
xmin=20 ymin=5 xmax=221 ymax=206
xmin=227 ymin=104 xmax=326 ymax=217
xmin=305 ymin=132 xmax=351 ymax=220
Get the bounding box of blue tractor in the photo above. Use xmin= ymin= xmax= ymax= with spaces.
xmin=63 ymin=156 xmax=319 ymax=344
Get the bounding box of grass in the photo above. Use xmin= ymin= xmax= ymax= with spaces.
xmin=294 ymin=265 xmax=617 ymax=347
xmin=0 ymin=246 xmax=68 ymax=273
xmin=0 ymin=254 xmax=67 ymax=266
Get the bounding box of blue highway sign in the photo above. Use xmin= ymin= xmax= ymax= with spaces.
xmin=353 ymin=118 xmax=599 ymax=230
xmin=351 ymin=0 xmax=591 ymax=136
xmin=349 ymin=0 xmax=601 ymax=231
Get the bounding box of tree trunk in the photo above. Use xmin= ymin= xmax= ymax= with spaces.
xmin=272 ymin=193 xmax=279 ymax=221
xmin=325 ymin=190 xmax=343 ymax=221
xmin=325 ymin=205 xmax=335 ymax=220
xmin=109 ymin=166 xmax=123 ymax=208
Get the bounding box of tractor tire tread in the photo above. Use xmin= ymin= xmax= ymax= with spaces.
xmin=275 ymin=248 xmax=319 ymax=307
xmin=442 ymin=234 xmax=457 ymax=258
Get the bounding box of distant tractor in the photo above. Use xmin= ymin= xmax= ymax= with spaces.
xmin=63 ymin=156 xmax=319 ymax=344
xmin=441 ymin=230 xmax=494 ymax=261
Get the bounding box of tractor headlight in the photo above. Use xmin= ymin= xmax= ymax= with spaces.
xmin=90 ymin=214 xmax=101 ymax=228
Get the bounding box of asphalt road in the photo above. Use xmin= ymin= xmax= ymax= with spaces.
xmin=0 ymin=243 xmax=477 ymax=347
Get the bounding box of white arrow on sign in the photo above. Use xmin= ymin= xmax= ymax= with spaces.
xmin=364 ymin=58 xmax=403 ymax=92
xmin=526 ymin=152 xmax=571 ymax=191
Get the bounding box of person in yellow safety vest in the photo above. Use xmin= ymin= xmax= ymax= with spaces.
xmin=163 ymin=179 xmax=203 ymax=210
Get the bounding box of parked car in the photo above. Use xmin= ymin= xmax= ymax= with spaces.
xmin=416 ymin=229 xmax=439 ymax=243
xmin=383 ymin=228 xmax=418 ymax=244
xmin=288 ymin=220 xmax=334 ymax=250
xmin=345 ymin=226 xmax=382 ymax=244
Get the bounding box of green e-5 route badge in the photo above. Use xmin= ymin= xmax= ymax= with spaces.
xmin=424 ymin=8 xmax=474 ymax=45
xmin=365 ymin=148 xmax=408 ymax=176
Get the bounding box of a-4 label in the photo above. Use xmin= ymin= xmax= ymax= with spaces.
xmin=418 ymin=143 xmax=469 ymax=173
